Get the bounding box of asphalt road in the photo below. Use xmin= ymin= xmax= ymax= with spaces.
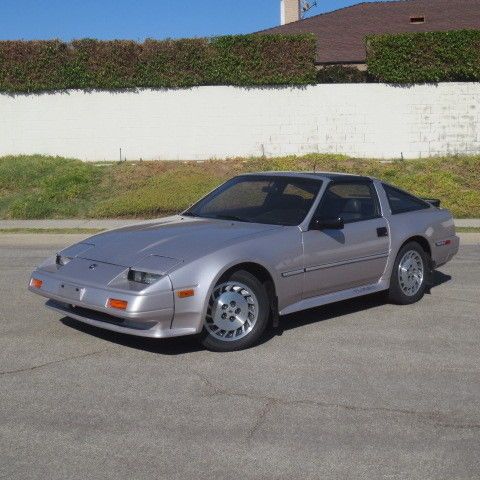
xmin=1 ymin=234 xmax=479 ymax=480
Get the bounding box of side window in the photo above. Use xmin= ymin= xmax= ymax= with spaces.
xmin=315 ymin=182 xmax=380 ymax=223
xmin=382 ymin=184 xmax=430 ymax=215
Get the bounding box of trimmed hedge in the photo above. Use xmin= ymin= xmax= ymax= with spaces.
xmin=367 ymin=29 xmax=480 ymax=83
xmin=0 ymin=34 xmax=317 ymax=93
xmin=316 ymin=65 xmax=368 ymax=83
xmin=3 ymin=29 xmax=478 ymax=91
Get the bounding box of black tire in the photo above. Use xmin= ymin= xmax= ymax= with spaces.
xmin=200 ymin=270 xmax=270 ymax=352
xmin=388 ymin=241 xmax=430 ymax=305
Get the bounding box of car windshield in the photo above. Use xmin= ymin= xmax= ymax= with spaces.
xmin=184 ymin=175 xmax=322 ymax=226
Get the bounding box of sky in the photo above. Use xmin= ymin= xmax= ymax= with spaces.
xmin=0 ymin=0 xmax=393 ymax=41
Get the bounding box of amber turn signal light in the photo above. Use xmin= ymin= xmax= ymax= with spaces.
xmin=30 ymin=278 xmax=43 ymax=289
xmin=107 ymin=298 xmax=128 ymax=310
xmin=177 ymin=289 xmax=195 ymax=298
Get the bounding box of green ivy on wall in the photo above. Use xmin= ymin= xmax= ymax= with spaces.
xmin=367 ymin=29 xmax=480 ymax=83
xmin=0 ymin=34 xmax=317 ymax=93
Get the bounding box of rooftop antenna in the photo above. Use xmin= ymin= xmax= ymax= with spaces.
xmin=300 ymin=0 xmax=317 ymax=18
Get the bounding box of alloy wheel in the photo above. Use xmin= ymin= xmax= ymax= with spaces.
xmin=397 ymin=249 xmax=424 ymax=296
xmin=205 ymin=281 xmax=258 ymax=341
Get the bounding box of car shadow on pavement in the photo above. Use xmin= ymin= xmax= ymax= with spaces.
xmin=427 ymin=270 xmax=451 ymax=292
xmin=273 ymin=270 xmax=452 ymax=337
xmin=272 ymin=292 xmax=388 ymax=339
xmin=61 ymin=270 xmax=452 ymax=354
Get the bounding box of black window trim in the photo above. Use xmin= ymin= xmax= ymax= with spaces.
xmin=382 ymin=183 xmax=431 ymax=216
xmin=312 ymin=179 xmax=382 ymax=226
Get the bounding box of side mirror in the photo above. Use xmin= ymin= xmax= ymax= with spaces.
xmin=310 ymin=216 xmax=344 ymax=231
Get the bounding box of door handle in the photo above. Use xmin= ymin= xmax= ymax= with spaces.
xmin=377 ymin=227 xmax=388 ymax=237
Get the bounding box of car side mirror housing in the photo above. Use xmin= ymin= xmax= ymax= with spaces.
xmin=310 ymin=216 xmax=344 ymax=231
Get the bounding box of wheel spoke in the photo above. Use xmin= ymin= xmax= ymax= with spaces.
xmin=397 ymin=250 xmax=424 ymax=297
xmin=205 ymin=281 xmax=259 ymax=342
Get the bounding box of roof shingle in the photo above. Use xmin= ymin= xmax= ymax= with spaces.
xmin=260 ymin=0 xmax=480 ymax=64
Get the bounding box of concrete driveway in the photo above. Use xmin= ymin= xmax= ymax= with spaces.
xmin=1 ymin=234 xmax=479 ymax=480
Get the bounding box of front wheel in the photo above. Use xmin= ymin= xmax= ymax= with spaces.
xmin=200 ymin=270 xmax=270 ymax=352
xmin=388 ymin=241 xmax=429 ymax=305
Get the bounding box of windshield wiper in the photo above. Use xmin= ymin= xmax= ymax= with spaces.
xmin=182 ymin=211 xmax=197 ymax=217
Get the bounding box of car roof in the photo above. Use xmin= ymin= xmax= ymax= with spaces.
xmin=240 ymin=171 xmax=374 ymax=183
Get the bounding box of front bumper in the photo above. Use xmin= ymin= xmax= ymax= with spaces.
xmin=45 ymin=300 xmax=197 ymax=338
xmin=29 ymin=270 xmax=197 ymax=339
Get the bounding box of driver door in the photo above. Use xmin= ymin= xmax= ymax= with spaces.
xmin=302 ymin=180 xmax=389 ymax=298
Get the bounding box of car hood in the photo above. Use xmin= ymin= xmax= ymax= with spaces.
xmin=74 ymin=215 xmax=281 ymax=267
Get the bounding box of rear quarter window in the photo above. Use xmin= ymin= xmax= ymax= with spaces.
xmin=382 ymin=184 xmax=430 ymax=215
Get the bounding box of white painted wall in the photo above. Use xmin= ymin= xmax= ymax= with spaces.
xmin=0 ymin=83 xmax=478 ymax=161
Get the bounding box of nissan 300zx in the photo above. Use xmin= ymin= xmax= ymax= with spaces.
xmin=29 ymin=172 xmax=459 ymax=351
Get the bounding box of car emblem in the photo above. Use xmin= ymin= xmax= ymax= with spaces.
xmin=89 ymin=264 xmax=98 ymax=270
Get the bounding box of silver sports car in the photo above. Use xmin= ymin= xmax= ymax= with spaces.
xmin=29 ymin=172 xmax=459 ymax=351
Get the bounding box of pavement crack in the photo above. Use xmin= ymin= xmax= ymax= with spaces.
xmin=0 ymin=349 xmax=108 ymax=376
xmin=287 ymin=398 xmax=427 ymax=416
xmin=246 ymin=399 xmax=277 ymax=441
xmin=188 ymin=368 xmax=228 ymax=397
xmin=188 ymin=368 xmax=480 ymax=436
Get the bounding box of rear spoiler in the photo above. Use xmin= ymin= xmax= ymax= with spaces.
xmin=422 ymin=198 xmax=441 ymax=208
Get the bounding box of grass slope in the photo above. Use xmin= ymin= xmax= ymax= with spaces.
xmin=0 ymin=154 xmax=479 ymax=219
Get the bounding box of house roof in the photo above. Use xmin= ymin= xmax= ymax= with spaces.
xmin=260 ymin=0 xmax=480 ymax=64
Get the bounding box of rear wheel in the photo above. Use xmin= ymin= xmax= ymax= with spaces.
xmin=200 ymin=270 xmax=270 ymax=352
xmin=388 ymin=241 xmax=429 ymax=305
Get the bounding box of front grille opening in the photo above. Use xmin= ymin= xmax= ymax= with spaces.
xmin=410 ymin=16 xmax=425 ymax=24
xmin=71 ymin=305 xmax=125 ymax=324
xmin=70 ymin=305 xmax=157 ymax=330
xmin=46 ymin=300 xmax=158 ymax=331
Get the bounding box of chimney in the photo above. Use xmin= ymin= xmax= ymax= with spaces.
xmin=281 ymin=0 xmax=301 ymax=25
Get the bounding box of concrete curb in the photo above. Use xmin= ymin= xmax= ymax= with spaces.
xmin=0 ymin=218 xmax=479 ymax=230
xmin=454 ymin=219 xmax=480 ymax=228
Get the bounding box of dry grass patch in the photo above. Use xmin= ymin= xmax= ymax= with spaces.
xmin=0 ymin=154 xmax=479 ymax=219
